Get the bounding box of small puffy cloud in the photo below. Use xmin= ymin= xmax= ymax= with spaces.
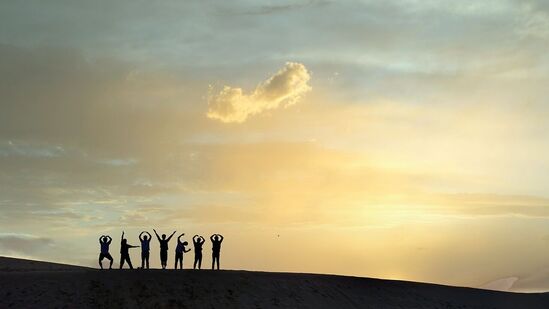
xmin=207 ymin=62 xmax=312 ymax=123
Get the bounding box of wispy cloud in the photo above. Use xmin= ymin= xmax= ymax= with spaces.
xmin=229 ymin=0 xmax=330 ymax=16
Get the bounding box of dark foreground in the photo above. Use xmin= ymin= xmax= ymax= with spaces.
xmin=1 ymin=257 xmax=548 ymax=309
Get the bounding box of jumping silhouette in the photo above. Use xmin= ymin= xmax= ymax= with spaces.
xmin=139 ymin=231 xmax=152 ymax=269
xmin=192 ymin=235 xmax=205 ymax=269
xmin=210 ymin=234 xmax=224 ymax=270
xmin=174 ymin=233 xmax=191 ymax=269
xmin=98 ymin=235 xmax=113 ymax=269
xmin=119 ymin=231 xmax=139 ymax=269
xmin=154 ymin=229 xmax=176 ymax=269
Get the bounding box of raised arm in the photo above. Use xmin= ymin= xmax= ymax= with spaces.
xmin=139 ymin=231 xmax=145 ymax=241
xmin=167 ymin=231 xmax=176 ymax=241
xmin=106 ymin=236 xmax=112 ymax=244
xmin=210 ymin=234 xmax=215 ymax=241
xmin=121 ymin=231 xmax=125 ymax=241
xmin=99 ymin=235 xmax=104 ymax=243
xmin=218 ymin=234 xmax=224 ymax=242
xmin=178 ymin=233 xmax=184 ymax=242
xmin=145 ymin=231 xmax=152 ymax=240
xmin=153 ymin=229 xmax=161 ymax=241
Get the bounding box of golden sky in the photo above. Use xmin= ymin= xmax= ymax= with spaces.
xmin=1 ymin=0 xmax=549 ymax=292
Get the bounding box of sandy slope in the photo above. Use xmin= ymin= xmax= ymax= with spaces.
xmin=0 ymin=256 xmax=548 ymax=308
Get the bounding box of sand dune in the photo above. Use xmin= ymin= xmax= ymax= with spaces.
xmin=1 ymin=256 xmax=548 ymax=308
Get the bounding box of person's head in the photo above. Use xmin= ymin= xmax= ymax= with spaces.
xmin=143 ymin=235 xmax=148 ymax=241
xmin=162 ymin=234 xmax=166 ymax=239
xmin=183 ymin=241 xmax=188 ymax=246
xmin=214 ymin=235 xmax=219 ymax=241
xmin=102 ymin=236 xmax=108 ymax=242
xmin=122 ymin=239 xmax=127 ymax=245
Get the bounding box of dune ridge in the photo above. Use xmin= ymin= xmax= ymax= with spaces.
xmin=1 ymin=256 xmax=548 ymax=308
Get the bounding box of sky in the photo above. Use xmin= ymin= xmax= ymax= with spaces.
xmin=1 ymin=0 xmax=549 ymax=292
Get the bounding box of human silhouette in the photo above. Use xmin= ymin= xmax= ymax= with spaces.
xmin=119 ymin=231 xmax=139 ymax=269
xmin=153 ymin=229 xmax=176 ymax=269
xmin=192 ymin=235 xmax=205 ymax=269
xmin=98 ymin=235 xmax=113 ymax=269
xmin=210 ymin=234 xmax=224 ymax=270
xmin=174 ymin=233 xmax=191 ymax=269
xmin=139 ymin=231 xmax=152 ymax=269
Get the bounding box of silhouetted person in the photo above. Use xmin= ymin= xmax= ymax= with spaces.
xmin=119 ymin=231 xmax=139 ymax=269
xmin=174 ymin=233 xmax=191 ymax=269
xmin=98 ymin=235 xmax=113 ymax=269
xmin=192 ymin=235 xmax=205 ymax=269
xmin=154 ymin=229 xmax=176 ymax=269
xmin=210 ymin=234 xmax=224 ymax=270
xmin=139 ymin=231 xmax=152 ymax=269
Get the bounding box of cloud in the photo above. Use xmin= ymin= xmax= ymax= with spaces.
xmin=207 ymin=62 xmax=312 ymax=123
xmin=230 ymin=0 xmax=330 ymax=16
xmin=0 ymin=233 xmax=55 ymax=256
xmin=511 ymin=268 xmax=549 ymax=292
xmin=482 ymin=269 xmax=549 ymax=293
xmin=481 ymin=277 xmax=519 ymax=291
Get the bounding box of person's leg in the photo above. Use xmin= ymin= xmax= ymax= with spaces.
xmin=212 ymin=253 xmax=215 ymax=270
xmin=99 ymin=254 xmax=104 ymax=269
xmin=120 ymin=256 xmax=125 ymax=269
xmin=141 ymin=252 xmax=145 ymax=269
xmin=161 ymin=251 xmax=167 ymax=269
xmin=145 ymin=252 xmax=149 ymax=269
xmin=127 ymin=257 xmax=133 ymax=269
xmin=193 ymin=256 xmax=197 ymax=269
xmin=174 ymin=254 xmax=178 ymax=269
xmin=108 ymin=254 xmax=113 ymax=269
xmin=216 ymin=254 xmax=220 ymax=270
xmin=198 ymin=254 xmax=202 ymax=269
xmin=160 ymin=252 xmax=164 ymax=269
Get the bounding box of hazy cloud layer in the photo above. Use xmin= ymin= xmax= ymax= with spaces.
xmin=482 ymin=269 xmax=549 ymax=293
xmin=207 ymin=62 xmax=311 ymax=123
xmin=0 ymin=234 xmax=54 ymax=256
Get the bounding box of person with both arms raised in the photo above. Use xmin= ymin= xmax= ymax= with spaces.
xmin=98 ymin=235 xmax=113 ymax=270
xmin=154 ymin=229 xmax=176 ymax=269
xmin=192 ymin=235 xmax=205 ymax=269
xmin=139 ymin=231 xmax=152 ymax=269
xmin=210 ymin=233 xmax=224 ymax=270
